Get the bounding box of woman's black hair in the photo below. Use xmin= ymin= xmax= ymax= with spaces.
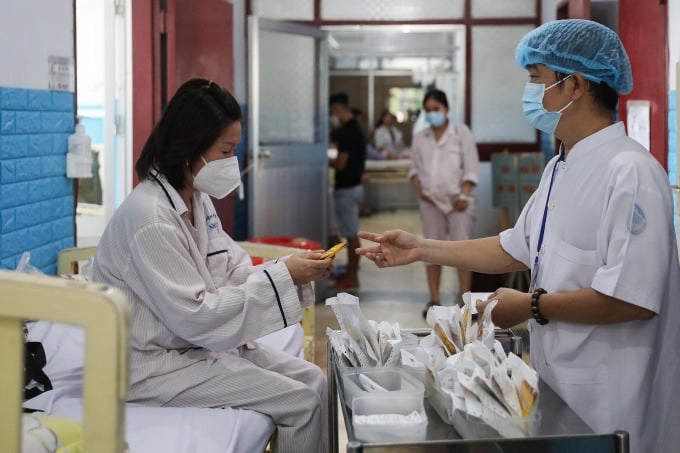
xmin=422 ymin=89 xmax=449 ymax=109
xmin=375 ymin=110 xmax=394 ymax=128
xmin=135 ymin=78 xmax=242 ymax=190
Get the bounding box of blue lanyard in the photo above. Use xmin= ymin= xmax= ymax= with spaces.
xmin=531 ymin=153 xmax=564 ymax=290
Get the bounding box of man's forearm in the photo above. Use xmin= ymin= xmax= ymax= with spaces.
xmin=539 ymin=288 xmax=656 ymax=324
xmin=420 ymin=236 xmax=526 ymax=274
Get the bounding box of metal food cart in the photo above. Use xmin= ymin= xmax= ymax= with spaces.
xmin=327 ymin=329 xmax=629 ymax=453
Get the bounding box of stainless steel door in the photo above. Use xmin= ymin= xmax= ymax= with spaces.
xmin=248 ymin=17 xmax=328 ymax=244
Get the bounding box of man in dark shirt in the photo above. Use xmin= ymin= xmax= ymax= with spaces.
xmin=328 ymin=93 xmax=366 ymax=290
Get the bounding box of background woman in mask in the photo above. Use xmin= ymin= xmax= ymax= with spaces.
xmin=93 ymin=78 xmax=331 ymax=453
xmin=409 ymin=89 xmax=479 ymax=317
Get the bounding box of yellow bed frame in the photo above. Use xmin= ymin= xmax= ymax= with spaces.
xmin=0 ymin=270 xmax=131 ymax=453
xmin=57 ymin=246 xmax=98 ymax=276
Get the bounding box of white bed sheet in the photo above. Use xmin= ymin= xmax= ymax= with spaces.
xmin=23 ymin=320 xmax=305 ymax=453
xmin=364 ymin=159 xmax=411 ymax=171
xmin=47 ymin=397 xmax=274 ymax=453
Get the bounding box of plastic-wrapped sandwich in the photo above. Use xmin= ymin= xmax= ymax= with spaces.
xmin=414 ymin=292 xmax=540 ymax=437
xmin=325 ymin=292 xmax=404 ymax=368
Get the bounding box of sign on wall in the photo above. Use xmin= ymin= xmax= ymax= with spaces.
xmin=48 ymin=56 xmax=75 ymax=92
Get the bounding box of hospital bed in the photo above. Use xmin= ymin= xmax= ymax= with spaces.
xmin=362 ymin=159 xmax=418 ymax=211
xmin=1 ymin=240 xmax=321 ymax=452
xmin=0 ymin=270 xmax=130 ymax=452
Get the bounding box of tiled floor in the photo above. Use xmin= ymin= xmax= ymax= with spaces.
xmin=313 ymin=207 xmax=462 ymax=450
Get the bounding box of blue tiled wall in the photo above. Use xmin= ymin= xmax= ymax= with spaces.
xmin=0 ymin=87 xmax=75 ymax=274
xmin=670 ymin=91 xmax=677 ymax=234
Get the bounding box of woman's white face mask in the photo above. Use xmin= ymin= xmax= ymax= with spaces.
xmin=192 ymin=155 xmax=241 ymax=199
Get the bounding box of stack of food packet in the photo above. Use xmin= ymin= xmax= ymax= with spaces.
xmin=326 ymin=292 xmax=403 ymax=368
xmin=326 ymin=291 xmax=539 ymax=437
xmin=402 ymin=292 xmax=539 ymax=437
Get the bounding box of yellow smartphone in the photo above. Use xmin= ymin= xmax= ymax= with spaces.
xmin=319 ymin=242 xmax=346 ymax=260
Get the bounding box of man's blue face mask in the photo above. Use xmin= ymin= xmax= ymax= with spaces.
xmin=522 ymin=74 xmax=573 ymax=135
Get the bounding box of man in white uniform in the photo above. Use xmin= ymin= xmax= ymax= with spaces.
xmin=94 ymin=79 xmax=332 ymax=453
xmin=356 ymin=20 xmax=680 ymax=452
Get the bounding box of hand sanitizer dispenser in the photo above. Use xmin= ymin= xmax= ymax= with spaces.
xmin=66 ymin=123 xmax=93 ymax=178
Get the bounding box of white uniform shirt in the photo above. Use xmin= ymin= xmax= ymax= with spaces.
xmin=93 ymin=172 xmax=313 ymax=387
xmin=409 ymin=122 xmax=479 ymax=213
xmin=500 ymin=122 xmax=680 ymax=452
xmin=374 ymin=125 xmax=403 ymax=155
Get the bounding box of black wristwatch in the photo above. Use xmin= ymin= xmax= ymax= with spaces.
xmin=531 ymin=288 xmax=549 ymax=325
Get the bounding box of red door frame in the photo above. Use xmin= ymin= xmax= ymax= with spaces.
xmin=557 ymin=0 xmax=668 ymax=169
xmin=132 ymin=0 xmax=236 ymax=231
xmin=174 ymin=0 xmax=236 ymax=232
xmin=619 ymin=0 xmax=668 ymax=169
xmin=131 ymin=0 xmax=177 ymax=187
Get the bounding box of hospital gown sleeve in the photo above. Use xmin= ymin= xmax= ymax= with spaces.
xmin=226 ymin=242 xmax=315 ymax=308
xmin=123 ymin=222 xmax=304 ymax=351
xmin=590 ymin=155 xmax=674 ymax=314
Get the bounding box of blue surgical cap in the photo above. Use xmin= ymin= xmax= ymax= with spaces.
xmin=516 ymin=19 xmax=633 ymax=95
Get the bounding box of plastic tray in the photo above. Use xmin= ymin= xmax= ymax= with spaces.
xmin=352 ymin=395 xmax=428 ymax=443
xmin=452 ymin=409 xmax=541 ymax=439
xmin=427 ymin=380 xmax=540 ymax=438
xmin=343 ymin=368 xmax=425 ymax=405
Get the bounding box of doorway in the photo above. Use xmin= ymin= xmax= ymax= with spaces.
xmin=246 ymin=17 xmax=330 ymax=244
xmin=326 ymin=25 xmax=465 ymax=146
xmin=74 ymin=0 xmax=132 ymax=246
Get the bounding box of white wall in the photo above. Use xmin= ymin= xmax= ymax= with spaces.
xmin=0 ymin=0 xmax=73 ymax=90
xmin=76 ymin=0 xmax=105 ymax=105
xmin=541 ymin=0 xmax=559 ymax=23
xmin=670 ymin=0 xmax=680 ymax=90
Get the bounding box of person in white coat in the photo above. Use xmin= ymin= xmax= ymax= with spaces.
xmin=373 ymin=110 xmax=404 ymax=159
xmin=93 ymin=78 xmax=332 ymax=453
xmin=356 ymin=20 xmax=680 ymax=452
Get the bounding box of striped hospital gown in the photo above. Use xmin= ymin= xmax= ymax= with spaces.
xmin=93 ymin=173 xmax=327 ymax=452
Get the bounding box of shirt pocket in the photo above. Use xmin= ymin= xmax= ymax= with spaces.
xmin=549 ymin=364 xmax=610 ymax=432
xmin=546 ymin=239 xmax=600 ymax=291
xmin=206 ymin=236 xmax=231 ymax=287
xmin=554 ymin=240 xmax=599 ymax=265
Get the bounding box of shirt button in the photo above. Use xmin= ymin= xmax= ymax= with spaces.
xmin=549 ymin=202 xmax=555 ymax=210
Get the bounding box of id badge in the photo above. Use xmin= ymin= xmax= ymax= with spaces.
xmin=529 ymin=260 xmax=539 ymax=293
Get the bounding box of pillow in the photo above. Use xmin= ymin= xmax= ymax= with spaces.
xmin=22 ymin=413 xmax=83 ymax=453
xmin=26 ymin=322 xmax=85 ymax=386
xmin=24 ymin=321 xmax=85 ymax=412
